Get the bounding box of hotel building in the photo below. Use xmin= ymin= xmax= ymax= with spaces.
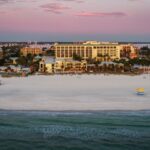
xmin=54 ymin=41 xmax=138 ymax=61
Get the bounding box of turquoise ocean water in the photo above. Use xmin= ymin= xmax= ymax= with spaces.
xmin=0 ymin=110 xmax=150 ymax=150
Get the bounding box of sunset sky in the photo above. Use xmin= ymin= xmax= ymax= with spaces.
xmin=0 ymin=0 xmax=150 ymax=41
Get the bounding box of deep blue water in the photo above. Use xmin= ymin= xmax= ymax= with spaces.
xmin=0 ymin=110 xmax=150 ymax=150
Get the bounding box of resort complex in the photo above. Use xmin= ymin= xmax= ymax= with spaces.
xmin=0 ymin=41 xmax=150 ymax=76
xmin=38 ymin=41 xmax=138 ymax=74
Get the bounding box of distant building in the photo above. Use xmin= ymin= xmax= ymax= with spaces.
xmin=0 ymin=48 xmax=3 ymax=59
xmin=139 ymin=46 xmax=150 ymax=58
xmin=119 ymin=44 xmax=138 ymax=59
xmin=54 ymin=41 xmax=138 ymax=61
xmin=20 ymin=47 xmax=43 ymax=56
xmin=29 ymin=44 xmax=52 ymax=49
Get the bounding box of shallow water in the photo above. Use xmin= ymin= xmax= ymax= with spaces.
xmin=0 ymin=110 xmax=150 ymax=150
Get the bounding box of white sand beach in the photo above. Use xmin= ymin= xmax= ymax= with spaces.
xmin=0 ymin=74 xmax=150 ymax=111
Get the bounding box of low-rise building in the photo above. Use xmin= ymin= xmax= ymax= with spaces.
xmin=39 ymin=57 xmax=55 ymax=73
xmin=0 ymin=65 xmax=22 ymax=73
xmin=20 ymin=47 xmax=43 ymax=56
xmin=62 ymin=60 xmax=87 ymax=73
xmin=133 ymin=65 xmax=150 ymax=74
xmin=87 ymin=62 xmax=124 ymax=73
xmin=119 ymin=44 xmax=138 ymax=59
xmin=9 ymin=65 xmax=22 ymax=73
xmin=39 ymin=57 xmax=87 ymax=73
xmin=0 ymin=66 xmax=7 ymax=72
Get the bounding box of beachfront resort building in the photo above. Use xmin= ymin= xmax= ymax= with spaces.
xmin=39 ymin=57 xmax=87 ymax=73
xmin=54 ymin=41 xmax=138 ymax=61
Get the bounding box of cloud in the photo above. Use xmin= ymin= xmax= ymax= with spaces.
xmin=56 ymin=0 xmax=84 ymax=3
xmin=0 ymin=0 xmax=12 ymax=4
xmin=0 ymin=0 xmax=37 ymax=6
xmin=75 ymin=12 xmax=127 ymax=17
xmin=129 ymin=0 xmax=142 ymax=1
xmin=128 ymin=0 xmax=146 ymax=2
xmin=0 ymin=0 xmax=84 ymax=5
xmin=40 ymin=3 xmax=70 ymax=14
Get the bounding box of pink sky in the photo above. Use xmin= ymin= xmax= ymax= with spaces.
xmin=0 ymin=0 xmax=150 ymax=41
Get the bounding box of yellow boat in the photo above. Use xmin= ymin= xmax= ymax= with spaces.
xmin=136 ymin=88 xmax=145 ymax=95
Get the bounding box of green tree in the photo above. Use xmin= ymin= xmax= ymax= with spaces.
xmin=73 ymin=53 xmax=82 ymax=61
xmin=16 ymin=56 xmax=27 ymax=66
xmin=46 ymin=50 xmax=55 ymax=56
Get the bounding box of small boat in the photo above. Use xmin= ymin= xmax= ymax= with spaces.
xmin=136 ymin=88 xmax=145 ymax=95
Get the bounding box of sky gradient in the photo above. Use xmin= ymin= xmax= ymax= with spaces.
xmin=0 ymin=0 xmax=150 ymax=41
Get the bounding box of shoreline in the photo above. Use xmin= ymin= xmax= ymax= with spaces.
xmin=1 ymin=109 xmax=150 ymax=112
xmin=0 ymin=74 xmax=150 ymax=111
xmin=0 ymin=71 xmax=143 ymax=78
xmin=0 ymin=109 xmax=150 ymax=115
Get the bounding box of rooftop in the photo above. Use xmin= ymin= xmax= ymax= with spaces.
xmin=54 ymin=41 xmax=119 ymax=47
xmin=42 ymin=56 xmax=55 ymax=64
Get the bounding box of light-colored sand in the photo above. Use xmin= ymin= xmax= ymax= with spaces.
xmin=0 ymin=74 xmax=150 ymax=110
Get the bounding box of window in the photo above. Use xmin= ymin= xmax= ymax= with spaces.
xmin=57 ymin=50 xmax=60 ymax=57
xmin=61 ymin=50 xmax=64 ymax=57
xmin=65 ymin=50 xmax=68 ymax=57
